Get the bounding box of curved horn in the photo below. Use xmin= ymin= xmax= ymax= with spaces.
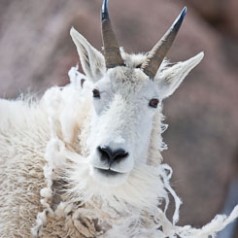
xmin=142 ymin=7 xmax=187 ymax=78
xmin=101 ymin=0 xmax=124 ymax=68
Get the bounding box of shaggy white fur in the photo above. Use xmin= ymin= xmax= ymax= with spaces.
xmin=0 ymin=30 xmax=238 ymax=238
xmin=36 ymin=68 xmax=238 ymax=238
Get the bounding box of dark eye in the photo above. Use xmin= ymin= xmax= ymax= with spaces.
xmin=149 ymin=98 xmax=159 ymax=108
xmin=92 ymin=89 xmax=100 ymax=99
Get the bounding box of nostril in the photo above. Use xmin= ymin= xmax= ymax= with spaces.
xmin=114 ymin=149 xmax=128 ymax=160
xmin=97 ymin=146 xmax=129 ymax=164
xmin=97 ymin=146 xmax=111 ymax=161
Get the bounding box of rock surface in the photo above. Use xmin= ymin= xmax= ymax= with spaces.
xmin=0 ymin=0 xmax=237 ymax=233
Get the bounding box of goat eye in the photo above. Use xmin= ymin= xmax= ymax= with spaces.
xmin=149 ymin=98 xmax=159 ymax=108
xmin=92 ymin=89 xmax=100 ymax=99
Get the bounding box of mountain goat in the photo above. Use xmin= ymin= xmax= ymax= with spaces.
xmin=0 ymin=0 xmax=237 ymax=237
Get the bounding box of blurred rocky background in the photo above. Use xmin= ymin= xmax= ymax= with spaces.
xmin=0 ymin=0 xmax=237 ymax=237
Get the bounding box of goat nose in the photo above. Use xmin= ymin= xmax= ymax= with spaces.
xmin=97 ymin=146 xmax=128 ymax=165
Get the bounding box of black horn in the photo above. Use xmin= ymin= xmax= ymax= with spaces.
xmin=142 ymin=7 xmax=187 ymax=79
xmin=101 ymin=0 xmax=124 ymax=68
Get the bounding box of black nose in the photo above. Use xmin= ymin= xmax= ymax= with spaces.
xmin=97 ymin=146 xmax=129 ymax=165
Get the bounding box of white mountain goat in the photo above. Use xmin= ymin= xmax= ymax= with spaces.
xmin=0 ymin=0 xmax=237 ymax=237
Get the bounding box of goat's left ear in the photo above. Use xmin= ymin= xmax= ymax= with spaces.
xmin=155 ymin=52 xmax=204 ymax=100
xmin=70 ymin=27 xmax=106 ymax=82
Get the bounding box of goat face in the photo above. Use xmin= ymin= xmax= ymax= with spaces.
xmin=86 ymin=67 xmax=160 ymax=185
xmin=70 ymin=1 xmax=204 ymax=186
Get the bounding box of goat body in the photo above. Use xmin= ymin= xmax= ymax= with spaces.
xmin=0 ymin=66 xmax=237 ymax=238
xmin=0 ymin=0 xmax=238 ymax=237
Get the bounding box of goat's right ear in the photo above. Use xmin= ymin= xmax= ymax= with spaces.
xmin=70 ymin=27 xmax=106 ymax=82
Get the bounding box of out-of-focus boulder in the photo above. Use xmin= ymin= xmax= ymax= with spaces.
xmin=0 ymin=0 xmax=98 ymax=98
xmin=183 ymin=0 xmax=238 ymax=39
xmin=0 ymin=0 xmax=237 ymax=231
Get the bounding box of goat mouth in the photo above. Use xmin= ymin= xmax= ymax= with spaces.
xmin=95 ymin=168 xmax=124 ymax=176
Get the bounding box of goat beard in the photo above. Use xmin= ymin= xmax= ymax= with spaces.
xmin=64 ymin=160 xmax=168 ymax=213
xmin=37 ymin=141 xmax=238 ymax=238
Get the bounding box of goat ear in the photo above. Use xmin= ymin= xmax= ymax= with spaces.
xmin=155 ymin=52 xmax=204 ymax=100
xmin=70 ymin=27 xmax=106 ymax=82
